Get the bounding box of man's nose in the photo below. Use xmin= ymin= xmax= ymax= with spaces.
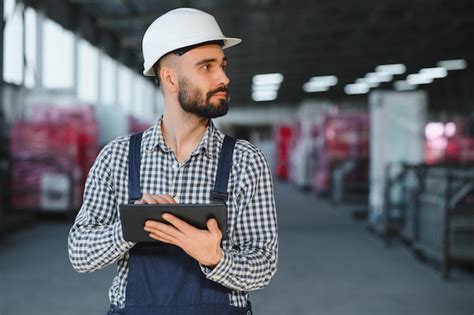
xmin=216 ymin=69 xmax=230 ymax=87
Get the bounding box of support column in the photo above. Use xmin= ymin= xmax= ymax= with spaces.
xmin=1 ymin=0 xmax=5 ymax=124
xmin=1 ymin=0 xmax=4 ymax=96
xmin=72 ymin=33 xmax=79 ymax=97
xmin=35 ymin=9 xmax=44 ymax=88
xmin=97 ymin=49 xmax=103 ymax=105
xmin=21 ymin=3 xmax=25 ymax=87
xmin=129 ymin=70 xmax=135 ymax=114
xmin=113 ymin=60 xmax=119 ymax=106
xmin=0 ymin=0 xmax=6 ymax=231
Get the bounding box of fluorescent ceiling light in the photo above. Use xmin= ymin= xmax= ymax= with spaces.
xmin=252 ymin=90 xmax=277 ymax=102
xmin=309 ymin=75 xmax=338 ymax=86
xmin=437 ymin=59 xmax=467 ymax=71
xmin=375 ymin=63 xmax=406 ymax=75
xmin=356 ymin=78 xmax=380 ymax=88
xmin=252 ymin=90 xmax=277 ymax=97
xmin=375 ymin=72 xmax=393 ymax=82
xmin=407 ymin=74 xmax=433 ymax=85
xmin=252 ymin=94 xmax=277 ymax=101
xmin=394 ymin=80 xmax=416 ymax=91
xmin=252 ymin=83 xmax=281 ymax=92
xmin=344 ymin=83 xmax=370 ymax=95
xmin=303 ymin=82 xmax=330 ymax=93
xmin=252 ymin=73 xmax=284 ymax=85
xmin=363 ymin=76 xmax=380 ymax=84
xmin=366 ymin=72 xmax=393 ymax=83
xmin=420 ymin=67 xmax=448 ymax=79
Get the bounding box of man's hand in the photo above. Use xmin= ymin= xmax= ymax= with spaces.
xmin=135 ymin=193 xmax=177 ymax=205
xmin=144 ymin=214 xmax=223 ymax=268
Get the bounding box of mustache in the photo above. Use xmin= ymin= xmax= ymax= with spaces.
xmin=207 ymin=86 xmax=229 ymax=98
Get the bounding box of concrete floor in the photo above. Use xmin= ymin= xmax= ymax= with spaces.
xmin=1 ymin=181 xmax=473 ymax=315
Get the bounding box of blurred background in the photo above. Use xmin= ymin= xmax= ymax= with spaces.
xmin=0 ymin=0 xmax=474 ymax=314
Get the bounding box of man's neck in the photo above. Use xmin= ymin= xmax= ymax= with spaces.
xmin=161 ymin=106 xmax=209 ymax=164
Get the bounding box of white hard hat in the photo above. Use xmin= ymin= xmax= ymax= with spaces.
xmin=142 ymin=8 xmax=242 ymax=76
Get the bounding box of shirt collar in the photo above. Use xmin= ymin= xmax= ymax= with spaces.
xmin=142 ymin=117 xmax=164 ymax=153
xmin=143 ymin=116 xmax=218 ymax=159
xmin=193 ymin=120 xmax=218 ymax=159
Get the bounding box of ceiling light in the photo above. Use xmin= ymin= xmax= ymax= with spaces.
xmin=356 ymin=78 xmax=380 ymax=88
xmin=420 ymin=67 xmax=448 ymax=79
xmin=363 ymin=76 xmax=380 ymax=85
xmin=303 ymin=82 xmax=330 ymax=93
xmin=375 ymin=64 xmax=406 ymax=75
xmin=252 ymin=90 xmax=277 ymax=102
xmin=252 ymin=83 xmax=281 ymax=92
xmin=309 ymin=75 xmax=338 ymax=86
xmin=345 ymin=83 xmax=370 ymax=95
xmin=366 ymin=72 xmax=393 ymax=83
xmin=394 ymin=80 xmax=416 ymax=91
xmin=407 ymin=74 xmax=433 ymax=85
xmin=252 ymin=73 xmax=284 ymax=85
xmin=437 ymin=59 xmax=467 ymax=71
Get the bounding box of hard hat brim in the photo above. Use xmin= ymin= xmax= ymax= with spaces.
xmin=143 ymin=37 xmax=242 ymax=76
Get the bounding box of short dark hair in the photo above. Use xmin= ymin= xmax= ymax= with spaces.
xmin=152 ymin=40 xmax=225 ymax=85
xmin=153 ymin=62 xmax=161 ymax=85
xmin=171 ymin=40 xmax=224 ymax=56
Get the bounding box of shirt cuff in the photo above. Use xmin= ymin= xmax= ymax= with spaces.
xmin=113 ymin=221 xmax=136 ymax=251
xmin=200 ymin=249 xmax=233 ymax=281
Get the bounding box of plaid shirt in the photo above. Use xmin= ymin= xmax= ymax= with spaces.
xmin=68 ymin=117 xmax=278 ymax=308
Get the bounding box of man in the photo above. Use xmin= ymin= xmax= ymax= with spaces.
xmin=68 ymin=7 xmax=278 ymax=315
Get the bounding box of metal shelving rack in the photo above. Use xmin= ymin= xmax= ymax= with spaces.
xmin=382 ymin=163 xmax=474 ymax=279
xmin=414 ymin=166 xmax=474 ymax=279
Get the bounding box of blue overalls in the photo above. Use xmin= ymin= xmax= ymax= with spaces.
xmin=108 ymin=132 xmax=252 ymax=315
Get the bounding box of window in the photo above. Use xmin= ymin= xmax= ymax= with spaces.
xmin=77 ymin=37 xmax=99 ymax=103
xmin=133 ymin=75 xmax=145 ymax=116
xmin=3 ymin=0 xmax=23 ymax=84
xmin=24 ymin=7 xmax=37 ymax=88
xmin=156 ymin=89 xmax=164 ymax=116
xmin=42 ymin=18 xmax=74 ymax=89
xmin=118 ymin=63 xmax=133 ymax=110
xmin=100 ymin=51 xmax=117 ymax=105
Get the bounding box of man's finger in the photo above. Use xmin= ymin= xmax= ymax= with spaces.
xmin=141 ymin=193 xmax=176 ymax=204
xmin=142 ymin=193 xmax=157 ymax=204
xmin=162 ymin=213 xmax=194 ymax=234
xmin=148 ymin=230 xmax=178 ymax=245
xmin=207 ymin=218 xmax=222 ymax=238
xmin=161 ymin=194 xmax=177 ymax=204
xmin=152 ymin=194 xmax=172 ymax=204
xmin=145 ymin=220 xmax=183 ymax=239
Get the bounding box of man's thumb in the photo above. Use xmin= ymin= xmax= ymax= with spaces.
xmin=207 ymin=218 xmax=221 ymax=235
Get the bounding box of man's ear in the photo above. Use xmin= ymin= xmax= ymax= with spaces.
xmin=160 ymin=67 xmax=178 ymax=93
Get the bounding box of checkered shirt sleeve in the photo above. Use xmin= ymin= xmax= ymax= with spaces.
xmin=68 ymin=144 xmax=134 ymax=272
xmin=202 ymin=148 xmax=278 ymax=291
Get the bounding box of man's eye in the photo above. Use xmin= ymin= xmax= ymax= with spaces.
xmin=202 ymin=64 xmax=210 ymax=71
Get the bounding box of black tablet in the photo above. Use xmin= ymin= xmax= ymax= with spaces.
xmin=119 ymin=203 xmax=228 ymax=242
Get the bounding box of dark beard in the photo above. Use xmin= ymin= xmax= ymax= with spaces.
xmin=178 ymin=77 xmax=229 ymax=119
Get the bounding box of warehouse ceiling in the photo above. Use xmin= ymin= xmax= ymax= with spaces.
xmin=22 ymin=0 xmax=474 ymax=111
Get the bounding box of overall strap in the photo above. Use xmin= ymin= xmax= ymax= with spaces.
xmin=128 ymin=132 xmax=143 ymax=204
xmin=211 ymin=135 xmax=237 ymax=203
